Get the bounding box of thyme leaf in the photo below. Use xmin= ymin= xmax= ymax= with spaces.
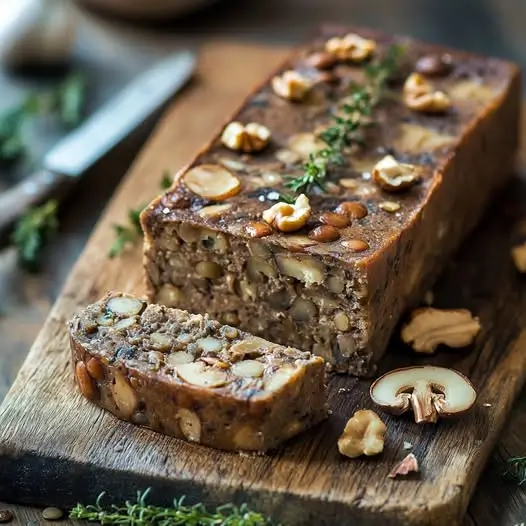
xmin=282 ymin=44 xmax=402 ymax=199
xmin=70 ymin=488 xmax=276 ymax=525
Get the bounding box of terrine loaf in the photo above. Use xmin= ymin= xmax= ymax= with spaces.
xmin=141 ymin=25 xmax=521 ymax=376
xmin=69 ymin=292 xmax=327 ymax=452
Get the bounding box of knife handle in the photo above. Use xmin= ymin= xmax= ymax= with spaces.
xmin=0 ymin=169 xmax=72 ymax=234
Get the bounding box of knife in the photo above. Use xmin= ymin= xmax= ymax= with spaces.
xmin=0 ymin=50 xmax=196 ymax=233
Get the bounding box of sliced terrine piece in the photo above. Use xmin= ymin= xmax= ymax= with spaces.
xmin=68 ymin=292 xmax=327 ymax=452
xmin=141 ymin=25 xmax=521 ymax=376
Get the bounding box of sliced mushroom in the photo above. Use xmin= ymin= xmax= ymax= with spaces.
xmin=370 ymin=366 xmax=476 ymax=424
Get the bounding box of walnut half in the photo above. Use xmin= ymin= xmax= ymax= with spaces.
xmin=262 ymin=194 xmax=311 ymax=233
xmin=338 ymin=409 xmax=386 ymax=458
xmin=401 ymin=307 xmax=481 ymax=353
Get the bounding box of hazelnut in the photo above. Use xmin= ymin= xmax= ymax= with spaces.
xmin=372 ymin=155 xmax=419 ymax=192
xmin=271 ymin=70 xmax=313 ymax=101
xmin=415 ymin=53 xmax=453 ymax=77
xmin=308 ymin=224 xmax=340 ymax=243
xmin=338 ymin=409 xmax=386 ymax=458
xmin=182 ymin=164 xmax=241 ymax=201
xmin=305 ymin=51 xmax=337 ymax=70
xmin=221 ymin=121 xmax=271 ymax=153
xmin=262 ymin=194 xmax=311 ymax=233
xmin=335 ymin=201 xmax=368 ymax=219
xmin=244 ymin=221 xmax=273 ymax=238
xmin=325 ymin=33 xmax=376 ymax=63
xmin=401 ymin=307 xmax=481 ymax=353
xmin=403 ymin=73 xmax=452 ymax=113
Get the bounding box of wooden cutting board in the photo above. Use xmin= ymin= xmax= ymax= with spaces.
xmin=1 ymin=41 xmax=526 ymax=526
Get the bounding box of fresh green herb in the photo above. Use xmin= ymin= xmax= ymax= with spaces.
xmin=109 ymin=173 xmax=174 ymax=258
xmin=503 ymin=456 xmax=526 ymax=485
xmin=161 ymin=170 xmax=173 ymax=190
xmin=281 ymin=45 xmax=402 ymax=200
xmin=70 ymin=488 xmax=276 ymax=525
xmin=11 ymin=199 xmax=59 ymax=271
xmin=0 ymin=72 xmax=87 ymax=165
xmin=108 ymin=204 xmax=145 ymax=258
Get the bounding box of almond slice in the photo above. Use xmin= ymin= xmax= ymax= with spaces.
xmin=231 ymin=360 xmax=264 ymax=378
xmin=175 ymin=361 xmax=228 ymax=388
xmin=182 ymin=164 xmax=241 ymax=201
xmin=107 ymin=296 xmax=144 ymax=316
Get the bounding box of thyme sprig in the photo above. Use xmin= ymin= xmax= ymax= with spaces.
xmin=503 ymin=456 xmax=526 ymax=486
xmin=70 ymin=488 xmax=276 ymax=525
xmin=282 ymin=45 xmax=402 ymax=199
xmin=109 ymin=172 xmax=174 ymax=258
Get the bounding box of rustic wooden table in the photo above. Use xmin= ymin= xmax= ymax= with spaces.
xmin=1 ymin=0 xmax=525 ymax=524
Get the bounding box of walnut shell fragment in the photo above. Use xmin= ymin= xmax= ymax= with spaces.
xmin=401 ymin=307 xmax=481 ymax=353
xmin=370 ymin=365 xmax=477 ymax=424
xmin=388 ymin=453 xmax=419 ymax=479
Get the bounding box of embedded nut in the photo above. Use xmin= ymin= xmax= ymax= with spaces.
xmin=271 ymin=70 xmax=313 ymax=101
xmin=265 ymin=366 xmax=296 ymax=391
xmin=197 ymin=203 xmax=232 ymax=218
xmin=246 ymin=256 xmax=277 ymax=282
xmin=113 ymin=317 xmax=138 ymax=331
xmin=175 ymin=362 xmax=228 ymax=388
xmin=339 ymin=178 xmax=358 ymax=190
xmin=248 ymin=240 xmax=272 ymax=259
xmin=200 ymin=228 xmax=229 ymax=252
xmin=234 ymin=426 xmax=264 ymax=450
xmin=342 ymin=239 xmax=369 ymax=252
xmin=150 ymin=332 xmax=173 ymax=351
xmin=325 ymin=33 xmax=376 ymax=62
xmin=75 ymin=361 xmax=98 ymax=400
xmin=182 ymin=164 xmax=241 ymax=201
xmin=96 ymin=313 xmax=114 ymax=327
xmin=230 ymin=337 xmax=267 ymax=358
xmin=221 ymin=121 xmax=271 ymax=153
xmin=334 ymin=311 xmax=350 ymax=331
xmin=401 ymin=307 xmax=481 ymax=353
xmin=394 ymin=123 xmax=454 ymax=153
xmin=176 ymin=408 xmax=201 ymax=442
xmin=221 ymin=326 xmax=239 ymax=339
xmin=236 ymin=279 xmax=258 ymax=301
xmin=336 ymin=333 xmax=356 ymax=357
xmin=320 ymin=211 xmax=350 ymax=228
xmin=222 ymin=312 xmax=239 ymax=326
xmin=337 ymin=409 xmax=386 ymax=458
xmin=379 ymin=201 xmax=401 ymax=213
xmin=261 ymin=172 xmax=283 ymax=186
xmin=288 ymin=133 xmax=326 ymax=159
xmin=275 ymin=149 xmax=301 ymax=165
xmin=107 ymin=296 xmax=144 ymax=316
xmin=219 ymin=157 xmax=246 ymax=171
xmin=290 ymin=298 xmax=318 ymax=322
xmin=308 ymin=225 xmax=340 ymax=243
xmin=86 ymin=357 xmax=104 ymax=381
xmin=244 ymin=221 xmax=273 ymax=238
xmin=305 ymin=51 xmax=337 ymax=69
xmin=335 ymin=201 xmax=368 ymax=219
xmin=166 ymin=351 xmax=194 ymax=365
xmin=196 ymin=337 xmax=223 ymax=353
xmin=327 ymin=275 xmax=345 ymax=294
xmin=178 ymin=223 xmax=200 ymax=243
xmin=196 ymin=261 xmax=223 ymax=279
xmin=275 ymin=254 xmax=325 ymax=285
xmin=415 ymin=53 xmax=453 ymax=77
xmin=278 ymin=235 xmax=317 ymax=251
xmin=155 ymin=284 xmax=184 ymax=307
xmin=403 ymin=73 xmax=452 ymax=113
xmin=231 ymin=359 xmax=264 ymax=378
xmin=111 ymin=372 xmax=138 ymax=418
xmin=306 ymin=290 xmax=340 ymax=312
xmin=511 ymin=242 xmax=526 ymax=272
xmin=373 ymin=155 xmax=419 ymax=192
xmin=263 ymin=194 xmax=311 ymax=233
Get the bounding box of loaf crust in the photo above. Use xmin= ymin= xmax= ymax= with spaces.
xmin=141 ymin=25 xmax=521 ymax=376
xmin=69 ymin=293 xmax=327 ymax=452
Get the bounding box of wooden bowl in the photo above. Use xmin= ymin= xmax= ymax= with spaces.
xmin=78 ymin=0 xmax=215 ymax=19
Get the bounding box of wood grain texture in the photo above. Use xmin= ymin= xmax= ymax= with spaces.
xmin=1 ymin=42 xmax=526 ymax=526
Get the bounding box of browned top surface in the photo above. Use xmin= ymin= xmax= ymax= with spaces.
xmin=143 ymin=25 xmax=517 ymax=270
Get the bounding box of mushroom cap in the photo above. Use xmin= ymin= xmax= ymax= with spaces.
xmin=370 ymin=365 xmax=476 ymax=416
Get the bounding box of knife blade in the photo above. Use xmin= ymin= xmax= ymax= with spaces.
xmin=0 ymin=50 xmax=196 ymax=232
